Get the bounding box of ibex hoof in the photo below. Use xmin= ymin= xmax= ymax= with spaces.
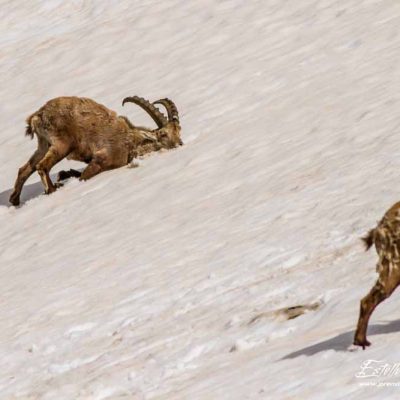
xmin=9 ymin=192 xmax=20 ymax=206
xmin=45 ymin=185 xmax=57 ymax=195
xmin=353 ymin=338 xmax=371 ymax=349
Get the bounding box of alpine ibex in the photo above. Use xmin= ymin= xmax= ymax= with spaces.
xmin=9 ymin=96 xmax=182 ymax=206
xmin=354 ymin=201 xmax=400 ymax=349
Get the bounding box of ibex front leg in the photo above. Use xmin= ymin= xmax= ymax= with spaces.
xmin=79 ymin=150 xmax=113 ymax=181
xmin=9 ymin=138 xmax=49 ymax=206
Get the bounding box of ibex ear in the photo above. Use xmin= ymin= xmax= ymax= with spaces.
xmin=139 ymin=131 xmax=158 ymax=142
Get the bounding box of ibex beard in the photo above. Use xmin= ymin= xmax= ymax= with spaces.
xmin=10 ymin=96 xmax=182 ymax=206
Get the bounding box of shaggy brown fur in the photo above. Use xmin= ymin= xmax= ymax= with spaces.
xmin=10 ymin=96 xmax=182 ymax=206
xmin=354 ymin=201 xmax=400 ymax=349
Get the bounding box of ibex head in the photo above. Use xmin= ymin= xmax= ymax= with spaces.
xmin=122 ymin=96 xmax=182 ymax=149
xmin=153 ymin=98 xmax=183 ymax=148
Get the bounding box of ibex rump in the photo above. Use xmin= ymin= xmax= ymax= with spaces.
xmin=354 ymin=201 xmax=400 ymax=348
xmin=9 ymin=96 xmax=182 ymax=206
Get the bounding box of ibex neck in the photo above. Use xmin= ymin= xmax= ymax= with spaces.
xmin=127 ymin=129 xmax=162 ymax=159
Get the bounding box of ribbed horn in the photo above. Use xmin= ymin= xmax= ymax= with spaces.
xmin=153 ymin=98 xmax=179 ymax=124
xmin=122 ymin=96 xmax=168 ymax=128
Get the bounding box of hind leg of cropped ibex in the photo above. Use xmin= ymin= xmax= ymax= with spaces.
xmin=10 ymin=138 xmax=49 ymax=206
xmin=354 ymin=266 xmax=400 ymax=349
xmin=354 ymin=281 xmax=388 ymax=349
xmin=36 ymin=144 xmax=70 ymax=195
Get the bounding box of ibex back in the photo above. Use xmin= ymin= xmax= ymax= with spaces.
xmin=10 ymin=96 xmax=182 ymax=206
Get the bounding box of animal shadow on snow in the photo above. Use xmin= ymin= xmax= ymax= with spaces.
xmin=282 ymin=319 xmax=400 ymax=359
xmin=0 ymin=171 xmax=79 ymax=207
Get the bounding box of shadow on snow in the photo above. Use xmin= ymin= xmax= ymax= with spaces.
xmin=0 ymin=170 xmax=82 ymax=207
xmin=282 ymin=319 xmax=400 ymax=359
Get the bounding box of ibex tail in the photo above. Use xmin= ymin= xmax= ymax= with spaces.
xmin=25 ymin=113 xmax=40 ymax=139
xmin=361 ymin=229 xmax=376 ymax=251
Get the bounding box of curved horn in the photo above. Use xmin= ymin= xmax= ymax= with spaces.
xmin=153 ymin=98 xmax=180 ymax=124
xmin=122 ymin=96 xmax=168 ymax=128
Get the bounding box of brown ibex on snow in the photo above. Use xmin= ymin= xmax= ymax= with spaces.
xmin=9 ymin=96 xmax=182 ymax=206
xmin=354 ymin=201 xmax=400 ymax=348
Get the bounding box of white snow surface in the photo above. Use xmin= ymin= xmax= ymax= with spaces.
xmin=1 ymin=1 xmax=400 ymax=399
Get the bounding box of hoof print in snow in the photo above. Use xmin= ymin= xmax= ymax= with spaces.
xmin=128 ymin=161 xmax=140 ymax=169
xmin=347 ymin=344 xmax=364 ymax=352
xmin=248 ymin=312 xmax=270 ymax=325
xmin=278 ymin=301 xmax=321 ymax=320
xmin=229 ymin=339 xmax=259 ymax=353
xmin=248 ymin=301 xmax=322 ymax=325
xmin=28 ymin=344 xmax=38 ymax=353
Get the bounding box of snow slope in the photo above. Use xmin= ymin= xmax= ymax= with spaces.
xmin=1 ymin=0 xmax=400 ymax=398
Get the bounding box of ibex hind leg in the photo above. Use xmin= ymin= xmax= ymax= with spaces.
xmin=354 ymin=280 xmax=388 ymax=349
xmin=36 ymin=143 xmax=71 ymax=195
xmin=354 ymin=264 xmax=400 ymax=349
xmin=9 ymin=138 xmax=49 ymax=206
